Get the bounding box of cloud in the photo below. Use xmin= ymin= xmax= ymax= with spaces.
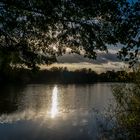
xmin=57 ymin=51 xmax=120 ymax=65
xmin=41 ymin=47 xmax=128 ymax=72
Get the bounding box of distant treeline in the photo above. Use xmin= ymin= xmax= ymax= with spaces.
xmin=0 ymin=67 xmax=135 ymax=84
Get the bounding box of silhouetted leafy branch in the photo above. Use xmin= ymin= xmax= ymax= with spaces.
xmin=0 ymin=0 xmax=139 ymax=69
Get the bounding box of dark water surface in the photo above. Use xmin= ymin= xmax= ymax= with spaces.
xmin=0 ymin=83 xmax=115 ymax=140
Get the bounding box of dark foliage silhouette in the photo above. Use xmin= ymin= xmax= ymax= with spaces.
xmin=0 ymin=0 xmax=139 ymax=71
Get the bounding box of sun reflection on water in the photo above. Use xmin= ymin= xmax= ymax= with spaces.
xmin=51 ymin=86 xmax=58 ymax=118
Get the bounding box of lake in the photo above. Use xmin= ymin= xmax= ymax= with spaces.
xmin=0 ymin=83 xmax=115 ymax=140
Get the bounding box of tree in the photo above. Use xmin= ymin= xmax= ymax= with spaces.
xmin=0 ymin=0 xmax=139 ymax=70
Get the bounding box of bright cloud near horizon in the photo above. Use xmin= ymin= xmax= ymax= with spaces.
xmin=41 ymin=45 xmax=128 ymax=73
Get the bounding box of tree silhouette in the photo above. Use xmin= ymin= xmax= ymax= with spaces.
xmin=0 ymin=0 xmax=139 ymax=70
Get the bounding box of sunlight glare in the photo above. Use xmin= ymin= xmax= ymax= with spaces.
xmin=51 ymin=86 xmax=58 ymax=118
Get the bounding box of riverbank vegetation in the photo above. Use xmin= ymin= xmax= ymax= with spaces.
xmin=0 ymin=66 xmax=136 ymax=84
xmin=98 ymin=68 xmax=140 ymax=140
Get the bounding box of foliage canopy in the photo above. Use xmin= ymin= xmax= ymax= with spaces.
xmin=0 ymin=0 xmax=140 ymax=69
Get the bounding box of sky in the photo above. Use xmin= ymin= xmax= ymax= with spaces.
xmin=42 ymin=45 xmax=128 ymax=73
xmin=45 ymin=0 xmax=138 ymax=73
xmin=42 ymin=0 xmax=138 ymax=72
xmin=48 ymin=0 xmax=138 ymax=72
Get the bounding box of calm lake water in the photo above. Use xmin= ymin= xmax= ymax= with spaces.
xmin=0 ymin=83 xmax=115 ymax=140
